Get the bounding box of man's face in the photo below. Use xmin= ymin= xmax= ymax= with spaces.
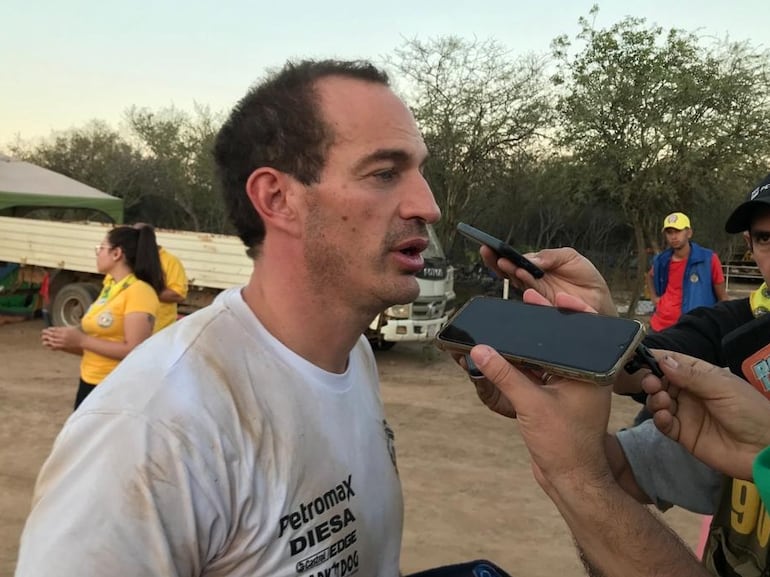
xmin=747 ymin=211 xmax=770 ymax=284
xmin=299 ymin=76 xmax=441 ymax=314
xmin=664 ymin=227 xmax=692 ymax=250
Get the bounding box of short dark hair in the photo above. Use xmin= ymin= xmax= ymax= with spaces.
xmin=213 ymin=59 xmax=390 ymax=254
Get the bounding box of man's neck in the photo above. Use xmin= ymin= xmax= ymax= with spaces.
xmin=241 ymin=248 xmax=375 ymax=374
xmin=671 ymin=242 xmax=691 ymax=261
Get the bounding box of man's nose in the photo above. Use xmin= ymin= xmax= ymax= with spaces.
xmin=401 ymin=173 xmax=441 ymax=224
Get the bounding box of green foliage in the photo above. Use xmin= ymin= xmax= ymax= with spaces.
xmin=552 ymin=7 xmax=770 ymax=312
xmin=126 ymin=105 xmax=226 ymax=232
xmin=387 ymin=36 xmax=553 ymax=252
xmin=4 ymin=17 xmax=770 ymax=305
xmin=9 ymin=108 xmax=228 ymax=233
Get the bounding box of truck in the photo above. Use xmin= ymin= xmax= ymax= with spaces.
xmin=365 ymin=224 xmax=456 ymax=349
xmin=0 ymin=216 xmax=251 ymax=324
xmin=0 ymin=215 xmax=455 ymax=348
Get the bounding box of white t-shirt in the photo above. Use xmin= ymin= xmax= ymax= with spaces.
xmin=17 ymin=288 xmax=403 ymax=577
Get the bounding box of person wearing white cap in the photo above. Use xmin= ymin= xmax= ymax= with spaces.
xmin=646 ymin=211 xmax=729 ymax=333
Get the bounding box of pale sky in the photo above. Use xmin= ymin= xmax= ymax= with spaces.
xmin=1 ymin=0 xmax=765 ymax=144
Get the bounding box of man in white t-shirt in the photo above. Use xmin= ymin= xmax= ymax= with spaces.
xmin=15 ymin=60 xmax=443 ymax=577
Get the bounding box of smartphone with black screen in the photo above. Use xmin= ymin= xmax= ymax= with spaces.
xmin=436 ymin=296 xmax=645 ymax=384
xmin=457 ymin=222 xmax=544 ymax=279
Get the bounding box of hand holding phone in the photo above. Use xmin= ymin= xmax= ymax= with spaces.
xmin=624 ymin=343 xmax=663 ymax=378
xmin=464 ymin=354 xmax=485 ymax=380
xmin=437 ymin=296 xmax=645 ymax=384
xmin=457 ymin=222 xmax=544 ymax=279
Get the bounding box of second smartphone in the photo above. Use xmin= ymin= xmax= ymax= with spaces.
xmin=457 ymin=222 xmax=544 ymax=279
xmin=436 ymin=296 xmax=645 ymax=384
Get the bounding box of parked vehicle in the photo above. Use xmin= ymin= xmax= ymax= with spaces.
xmin=365 ymin=225 xmax=456 ymax=349
xmin=0 ymin=216 xmax=251 ymax=325
xmin=0 ymin=157 xmax=454 ymax=341
xmin=0 ymin=216 xmax=456 ymax=348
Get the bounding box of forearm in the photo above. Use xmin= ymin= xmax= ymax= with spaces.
xmin=158 ymin=288 xmax=185 ymax=303
xmin=80 ymin=335 xmax=135 ymax=360
xmin=543 ymin=474 xmax=708 ymax=577
xmin=714 ymin=283 xmax=729 ymax=302
xmin=61 ymin=346 xmax=84 ymax=356
xmin=604 ymin=433 xmax=652 ymax=503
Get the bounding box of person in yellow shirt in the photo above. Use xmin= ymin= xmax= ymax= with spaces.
xmin=105 ymin=224 xmax=189 ymax=331
xmin=154 ymin=246 xmax=188 ymax=330
xmin=131 ymin=223 xmax=189 ymax=330
xmin=41 ymin=225 xmax=164 ymax=409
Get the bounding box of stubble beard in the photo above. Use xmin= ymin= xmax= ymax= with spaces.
xmin=302 ymin=215 xmax=422 ymax=314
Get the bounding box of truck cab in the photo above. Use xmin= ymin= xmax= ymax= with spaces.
xmin=367 ymin=225 xmax=456 ymax=349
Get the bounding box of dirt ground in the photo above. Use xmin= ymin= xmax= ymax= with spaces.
xmin=0 ymin=318 xmax=702 ymax=576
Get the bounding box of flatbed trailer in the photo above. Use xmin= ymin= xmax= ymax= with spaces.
xmin=0 ymin=216 xmax=251 ymax=325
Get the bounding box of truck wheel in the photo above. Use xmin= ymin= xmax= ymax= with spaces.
xmin=52 ymin=283 xmax=100 ymax=327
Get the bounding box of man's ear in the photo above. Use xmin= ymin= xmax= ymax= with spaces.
xmin=245 ymin=167 xmax=301 ymax=234
xmin=744 ymin=231 xmax=753 ymax=251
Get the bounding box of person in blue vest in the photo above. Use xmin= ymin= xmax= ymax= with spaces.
xmin=646 ymin=212 xmax=729 ymax=333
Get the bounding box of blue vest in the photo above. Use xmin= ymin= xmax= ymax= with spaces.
xmin=653 ymin=241 xmax=717 ymax=313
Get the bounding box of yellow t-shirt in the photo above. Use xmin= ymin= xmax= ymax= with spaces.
xmin=80 ymin=276 xmax=159 ymax=385
xmin=156 ymin=247 xmax=188 ymax=331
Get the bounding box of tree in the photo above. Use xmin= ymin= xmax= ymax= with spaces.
xmin=9 ymin=121 xmax=150 ymax=220
xmin=387 ymin=36 xmax=553 ymax=253
xmin=553 ymin=6 xmax=770 ymax=314
xmin=126 ymin=105 xmax=226 ymax=232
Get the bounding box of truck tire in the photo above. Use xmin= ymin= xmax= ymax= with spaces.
xmin=52 ymin=282 xmax=100 ymax=327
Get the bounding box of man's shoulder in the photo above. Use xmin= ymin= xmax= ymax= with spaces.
xmin=679 ymin=295 xmax=750 ymax=321
xmin=84 ymin=301 xmax=254 ymax=433
xmin=159 ymin=247 xmax=184 ymax=266
xmin=689 ymin=241 xmax=716 ymax=259
xmin=714 ymin=296 xmax=752 ymax=317
xmin=111 ymin=293 xmax=242 ymax=376
xmin=652 ymin=248 xmax=674 ymax=270
xmin=645 ymin=297 xmax=752 ymax=352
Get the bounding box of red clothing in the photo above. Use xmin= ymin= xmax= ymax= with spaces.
xmin=650 ymin=252 xmax=724 ymax=332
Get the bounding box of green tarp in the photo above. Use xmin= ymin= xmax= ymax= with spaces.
xmin=0 ymin=155 xmax=123 ymax=223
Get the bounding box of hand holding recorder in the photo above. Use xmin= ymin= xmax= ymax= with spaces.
xmin=642 ymin=350 xmax=770 ymax=481
xmin=467 ymin=341 xmax=614 ymax=484
xmin=464 ymin=224 xmax=616 ymax=317
xmin=457 ymin=223 xmax=544 ymax=279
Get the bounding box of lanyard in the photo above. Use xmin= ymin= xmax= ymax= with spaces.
xmin=95 ymin=274 xmax=136 ymax=306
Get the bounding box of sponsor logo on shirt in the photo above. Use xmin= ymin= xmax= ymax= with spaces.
xmin=278 ymin=475 xmax=361 ymax=576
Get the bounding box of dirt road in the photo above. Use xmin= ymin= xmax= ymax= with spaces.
xmin=0 ymin=319 xmax=701 ymax=575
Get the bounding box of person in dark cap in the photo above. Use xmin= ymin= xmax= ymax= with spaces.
xmin=605 ymin=172 xmax=770 ymax=577
xmin=471 ymin=171 xmax=770 ymax=577
xmin=725 ymin=174 xmax=770 ymax=235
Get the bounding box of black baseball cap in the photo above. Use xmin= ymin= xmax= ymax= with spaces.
xmin=725 ymin=173 xmax=770 ymax=233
